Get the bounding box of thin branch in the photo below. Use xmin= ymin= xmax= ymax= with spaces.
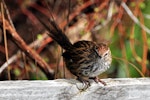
xmin=0 ymin=53 xmax=18 ymax=74
xmin=121 ymin=2 xmax=150 ymax=34
xmin=1 ymin=2 xmax=11 ymax=79
xmin=94 ymin=1 xmax=114 ymax=31
xmin=139 ymin=10 xmax=148 ymax=74
xmin=110 ymin=0 xmax=127 ymax=38
xmin=0 ymin=32 xmax=50 ymax=74
xmin=2 ymin=0 xmax=16 ymax=30
xmin=0 ymin=15 xmax=54 ymax=79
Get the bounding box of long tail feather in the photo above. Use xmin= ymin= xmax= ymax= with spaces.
xmin=37 ymin=16 xmax=73 ymax=51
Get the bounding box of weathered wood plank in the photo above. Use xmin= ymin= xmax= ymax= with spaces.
xmin=0 ymin=78 xmax=149 ymax=100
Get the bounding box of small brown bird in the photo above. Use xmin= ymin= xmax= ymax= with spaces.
xmin=39 ymin=18 xmax=112 ymax=86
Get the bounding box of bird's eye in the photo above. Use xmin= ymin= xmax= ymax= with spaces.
xmin=104 ymin=53 xmax=108 ymax=56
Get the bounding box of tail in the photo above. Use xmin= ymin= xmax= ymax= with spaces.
xmin=37 ymin=16 xmax=73 ymax=51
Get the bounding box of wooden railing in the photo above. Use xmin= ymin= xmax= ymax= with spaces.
xmin=0 ymin=78 xmax=149 ymax=100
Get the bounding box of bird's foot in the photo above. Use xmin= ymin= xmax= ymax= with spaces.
xmin=90 ymin=77 xmax=106 ymax=86
xmin=76 ymin=77 xmax=90 ymax=91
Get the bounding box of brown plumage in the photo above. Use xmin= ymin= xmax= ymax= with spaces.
xmin=38 ymin=17 xmax=112 ymax=86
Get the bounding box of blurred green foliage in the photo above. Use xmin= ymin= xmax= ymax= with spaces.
xmin=109 ymin=0 xmax=150 ymax=78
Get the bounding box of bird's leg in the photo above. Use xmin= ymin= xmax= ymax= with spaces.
xmin=76 ymin=77 xmax=91 ymax=90
xmin=77 ymin=77 xmax=91 ymax=86
xmin=90 ymin=76 xmax=106 ymax=86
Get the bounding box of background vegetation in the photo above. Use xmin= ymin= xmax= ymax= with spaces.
xmin=0 ymin=0 xmax=150 ymax=80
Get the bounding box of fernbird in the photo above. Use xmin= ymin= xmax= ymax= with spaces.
xmin=39 ymin=18 xmax=112 ymax=86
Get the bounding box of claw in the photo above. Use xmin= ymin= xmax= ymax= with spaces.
xmin=76 ymin=77 xmax=91 ymax=91
xmin=90 ymin=77 xmax=106 ymax=86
